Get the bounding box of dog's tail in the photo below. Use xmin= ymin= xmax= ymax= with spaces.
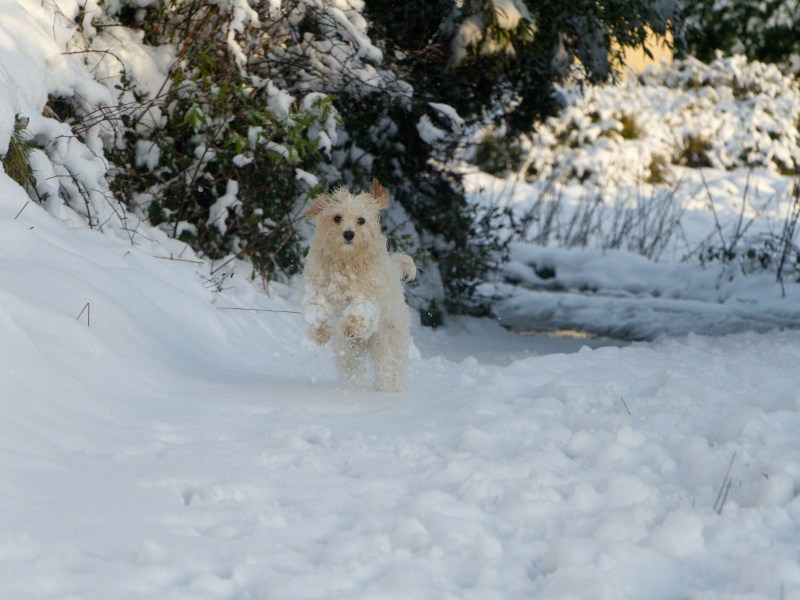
xmin=392 ymin=253 xmax=416 ymax=282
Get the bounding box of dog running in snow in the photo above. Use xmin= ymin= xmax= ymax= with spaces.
xmin=302 ymin=179 xmax=416 ymax=392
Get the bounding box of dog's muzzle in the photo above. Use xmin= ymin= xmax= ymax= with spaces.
xmin=343 ymin=230 xmax=355 ymax=243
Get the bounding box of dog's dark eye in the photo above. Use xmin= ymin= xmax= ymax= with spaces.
xmin=333 ymin=215 xmax=342 ymax=224
xmin=357 ymin=217 xmax=366 ymax=225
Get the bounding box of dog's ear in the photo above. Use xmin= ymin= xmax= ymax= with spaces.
xmin=371 ymin=178 xmax=390 ymax=210
xmin=306 ymin=193 xmax=331 ymax=218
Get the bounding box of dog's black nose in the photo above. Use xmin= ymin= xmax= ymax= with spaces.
xmin=343 ymin=230 xmax=355 ymax=242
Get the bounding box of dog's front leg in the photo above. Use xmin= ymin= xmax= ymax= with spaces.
xmin=302 ymin=285 xmax=333 ymax=346
xmin=340 ymin=298 xmax=380 ymax=340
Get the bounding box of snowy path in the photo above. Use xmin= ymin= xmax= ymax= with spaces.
xmin=4 ymin=319 xmax=800 ymax=598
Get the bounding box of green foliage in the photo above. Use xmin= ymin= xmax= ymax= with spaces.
xmin=98 ymin=1 xmax=336 ymax=280
xmin=1 ymin=115 xmax=35 ymax=190
xmin=441 ymin=202 xmax=514 ymax=314
xmin=420 ymin=300 xmax=446 ymax=328
xmin=618 ymin=114 xmax=642 ymax=141
xmin=647 ymin=154 xmax=671 ymax=184
xmin=677 ymin=135 xmax=713 ymax=168
xmin=367 ymin=0 xmax=679 ymax=135
xmin=597 ymin=114 xmax=641 ymax=141
xmin=682 ymin=0 xmax=800 ymax=71
xmin=474 ymin=130 xmax=524 ymax=175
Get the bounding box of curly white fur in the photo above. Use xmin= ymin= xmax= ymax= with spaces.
xmin=302 ymin=179 xmax=416 ymax=392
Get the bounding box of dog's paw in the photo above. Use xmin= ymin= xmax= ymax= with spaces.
xmin=308 ymin=324 xmax=332 ymax=346
xmin=340 ymin=300 xmax=379 ymax=340
xmin=340 ymin=314 xmax=372 ymax=340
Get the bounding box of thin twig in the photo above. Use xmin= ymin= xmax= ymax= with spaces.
xmin=713 ymin=451 xmax=737 ymax=514
xmin=153 ymin=255 xmax=205 ymax=265
xmin=209 ymin=254 xmax=240 ymax=276
xmin=76 ymin=302 xmax=91 ymax=327
xmin=620 ymin=396 xmax=631 ymax=416
xmin=776 ymin=180 xmax=800 ymax=293
xmin=14 ymin=201 xmax=29 ymax=220
xmin=216 ymin=306 xmax=302 ymax=315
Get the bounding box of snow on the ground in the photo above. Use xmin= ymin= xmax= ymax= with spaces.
xmin=1 ymin=174 xmax=800 ymax=599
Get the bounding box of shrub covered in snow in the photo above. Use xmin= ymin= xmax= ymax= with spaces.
xmin=45 ymin=0 xmax=404 ymax=279
xmin=518 ymin=56 xmax=800 ymax=185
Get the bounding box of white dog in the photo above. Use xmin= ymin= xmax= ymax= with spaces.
xmin=302 ymin=179 xmax=416 ymax=392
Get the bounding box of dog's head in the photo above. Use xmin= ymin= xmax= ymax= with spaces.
xmin=306 ymin=179 xmax=390 ymax=260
